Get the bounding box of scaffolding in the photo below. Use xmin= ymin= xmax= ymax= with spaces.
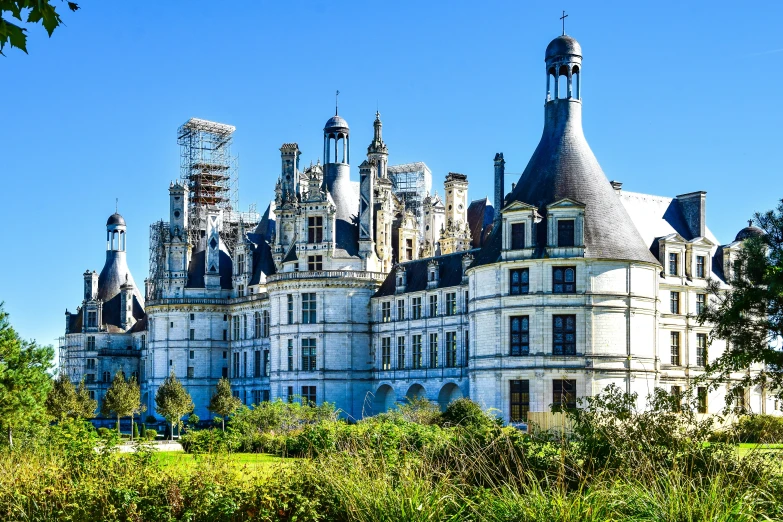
xmin=147 ymin=220 xmax=170 ymax=301
xmin=387 ymin=162 xmax=432 ymax=227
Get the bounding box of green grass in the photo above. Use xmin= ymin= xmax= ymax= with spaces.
xmin=151 ymin=451 xmax=283 ymax=471
xmin=737 ymin=442 xmax=783 ymax=458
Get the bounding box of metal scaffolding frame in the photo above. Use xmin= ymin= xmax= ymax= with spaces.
xmin=147 ymin=220 xmax=170 ymax=301
xmin=387 ymin=162 xmax=432 ymax=226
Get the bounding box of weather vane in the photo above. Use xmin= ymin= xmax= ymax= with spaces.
xmin=560 ymin=10 xmax=568 ymax=35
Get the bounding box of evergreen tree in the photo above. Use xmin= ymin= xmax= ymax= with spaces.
xmin=155 ymin=371 xmax=194 ymax=439
xmin=101 ymin=372 xmax=144 ymax=439
xmin=0 ymin=304 xmax=53 ymax=447
xmin=208 ymin=377 xmax=241 ymax=432
xmin=46 ymin=374 xmax=96 ymax=422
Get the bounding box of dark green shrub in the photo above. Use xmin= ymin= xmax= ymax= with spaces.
xmin=180 ymin=428 xmax=238 ymax=454
xmin=97 ymin=427 xmax=111 ymax=438
xmin=145 ymin=429 xmax=157 ymax=440
xmin=440 ymin=398 xmax=501 ymax=430
xmin=734 ymin=414 xmax=783 ymax=443
xmin=132 ymin=423 xmax=139 ymax=439
xmin=139 ymin=423 xmax=146 ymax=438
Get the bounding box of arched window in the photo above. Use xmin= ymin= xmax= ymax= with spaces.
xmin=558 ymin=65 xmax=569 ymax=99
xmin=553 ymin=266 xmax=576 ymax=293
xmin=572 ymin=65 xmax=580 ymax=99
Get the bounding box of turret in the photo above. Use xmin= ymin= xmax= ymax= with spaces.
xmin=367 ymin=111 xmax=388 ymax=178
xmin=280 ymin=143 xmax=301 ymax=200
xmin=120 ymin=275 xmax=134 ymax=329
xmin=83 ymin=270 xmax=98 ymax=301
xmin=440 ymin=173 xmax=471 ymax=254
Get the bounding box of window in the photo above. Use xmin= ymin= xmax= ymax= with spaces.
xmin=223 ymin=315 xmax=228 ymax=322
xmin=510 ymin=268 xmax=529 ymax=295
xmin=445 ymin=292 xmax=457 ymax=316
xmin=557 ymin=219 xmax=575 ymax=247
xmin=307 ymin=216 xmax=323 ymax=243
xmin=187 ymin=366 xmax=194 ymax=379
xmin=189 ymin=329 xmax=195 ymax=341
xmin=86 ymin=336 xmax=96 ymax=350
xmin=381 ymin=302 xmax=391 ymax=322
xmin=397 ymin=299 xmax=405 ymax=321
xmin=223 ymin=329 xmax=228 ymax=341
xmin=429 ymin=295 xmax=438 ymax=317
xmin=445 ymin=331 xmax=457 ymax=367
xmin=696 ymin=294 xmax=706 ymax=315
xmin=263 ymin=310 xmax=270 ymax=337
xmin=511 ymin=223 xmax=525 ymax=250
xmin=464 ymin=291 xmax=469 ymax=313
xmin=405 ymin=238 xmax=414 ymax=261
xmin=86 ymin=358 xmax=96 ymax=369
xmin=140 ymin=335 xmax=145 ymax=350
xmin=87 ymin=310 xmax=97 ymax=328
xmin=102 ymin=371 xmax=110 ymax=383
xmin=301 ymin=338 xmax=316 ymax=371
xmin=671 ymin=385 xmax=682 ymax=412
xmin=464 ymin=330 xmax=469 ymax=364
xmin=232 ymin=352 xmax=240 ymax=378
xmin=553 ymin=267 xmax=576 ymax=293
xmin=237 ymin=285 xmax=245 ymax=297
xmin=697 ymin=386 xmax=708 ymax=413
xmin=301 ymin=386 xmax=316 ymax=406
xmin=670 ymin=291 xmax=680 ymax=314
xmin=287 ymin=339 xmax=294 ymax=371
xmin=263 ymin=350 xmax=270 ymax=377
xmin=223 ymin=350 xmax=227 ymax=359
xmin=222 ymin=367 xmax=228 ymax=378
xmin=412 ymin=297 xmax=422 ymax=319
xmin=669 ymin=252 xmax=679 ymax=276
xmin=381 ymin=337 xmax=391 ymax=370
xmin=287 ymin=386 xmax=294 ymax=403
xmin=190 ymin=313 xmax=195 ymax=321
xmin=254 ymin=350 xmax=261 ymax=378
xmin=243 ymin=315 xmax=248 ymax=338
xmin=254 ymin=312 xmax=261 ymax=338
xmin=85 ymin=373 xmax=95 ymax=383
xmin=263 ymin=390 xmax=270 ymax=402
xmin=237 ymin=254 xmax=245 ymax=274
xmin=243 ymin=352 xmax=248 ymax=377
xmin=429 ymin=333 xmax=438 ymax=368
xmin=189 ymin=350 xmax=194 ymax=360
xmin=510 ymin=316 xmax=530 ymax=356
xmin=88 ymin=390 xmax=95 ymax=400
xmin=287 ymin=294 xmax=294 ymax=324
xmin=670 ymin=332 xmax=681 ymax=365
xmin=233 ymin=316 xmax=240 ymax=340
xmin=397 ymin=336 xmax=406 ymax=369
xmin=252 ymin=389 xmax=261 ymax=405
xmin=696 ymin=333 xmax=708 ymax=367
xmin=412 ymin=335 xmax=422 ymax=369
xmin=733 ymin=387 xmax=747 ymax=414
xmin=696 ymin=255 xmax=706 ymax=278
xmin=302 ymin=293 xmax=317 ymax=324
xmin=308 ymin=255 xmax=323 ymax=271
xmin=510 ymin=380 xmax=530 ymax=422
xmin=553 ymin=379 xmax=577 ymax=410
xmin=553 ymin=315 xmax=576 ymax=355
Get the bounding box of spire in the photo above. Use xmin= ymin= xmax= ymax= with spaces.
xmin=335 ymin=90 xmax=340 ymax=116
xmin=367 ymin=111 xmax=388 ymax=156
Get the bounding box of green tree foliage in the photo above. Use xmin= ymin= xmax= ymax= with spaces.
xmin=101 ymin=371 xmax=144 ymax=439
xmin=699 ymin=200 xmax=783 ymax=402
xmin=207 ymin=377 xmax=241 ymax=432
xmin=45 ymin=374 xmax=96 ymax=422
xmin=0 ymin=0 xmax=79 ymax=54
xmin=0 ymin=303 xmax=53 ymax=447
xmin=155 ymin=371 xmax=194 ymax=439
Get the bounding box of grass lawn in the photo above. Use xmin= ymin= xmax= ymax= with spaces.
xmin=152 ymin=451 xmax=286 ymax=474
xmin=737 ymin=443 xmax=783 ymax=458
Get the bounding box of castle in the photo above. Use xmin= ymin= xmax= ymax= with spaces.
xmin=61 ymin=33 xmax=775 ymax=423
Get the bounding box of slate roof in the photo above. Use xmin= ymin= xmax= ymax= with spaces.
xmin=97 ymin=250 xmax=145 ymax=308
xmin=467 ymin=198 xmax=495 ymax=248
xmin=735 ymin=225 xmax=764 ymax=242
xmin=374 ymin=248 xmax=478 ymax=298
xmin=186 ymin=241 xmax=234 ymax=290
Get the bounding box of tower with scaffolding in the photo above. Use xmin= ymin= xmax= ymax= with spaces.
xmin=386 ymin=162 xmax=432 ymax=230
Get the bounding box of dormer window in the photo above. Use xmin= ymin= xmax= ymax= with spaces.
xmin=87 ymin=310 xmax=97 ymax=328
xmin=669 ymin=252 xmax=679 ymax=276
xmin=307 ymin=216 xmax=323 ymax=243
xmin=427 ymin=261 xmax=439 ymax=289
xmin=557 ymin=220 xmax=575 ymax=247
xmin=696 ymin=255 xmax=706 ymax=278
xmin=511 ymin=223 xmax=525 ymax=249
xmin=237 ymin=254 xmax=246 ymax=274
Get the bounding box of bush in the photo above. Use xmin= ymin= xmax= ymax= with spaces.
xmin=97 ymin=427 xmax=111 ymax=439
xmin=180 ymin=428 xmax=238 ymax=454
xmin=145 ymin=429 xmax=157 ymax=440
xmin=139 ymin=423 xmax=146 ymax=438
xmin=132 ymin=423 xmax=139 ymax=439
xmin=734 ymin=414 xmax=783 ymax=443
xmin=440 ymin=398 xmax=500 ymax=430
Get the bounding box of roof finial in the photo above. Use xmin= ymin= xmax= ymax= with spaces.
xmin=560 ymin=10 xmax=568 ymax=35
xmin=335 ymin=90 xmax=340 ymax=116
xmin=115 ymin=198 xmax=118 ymax=213
xmin=748 ymin=219 xmax=753 ymax=227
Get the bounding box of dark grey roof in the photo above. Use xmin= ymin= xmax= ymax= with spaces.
xmin=735 ymin=225 xmax=764 ymax=242
xmin=546 ymin=34 xmax=581 ymax=60
xmin=186 ymin=248 xmax=233 ymax=289
xmin=467 ymin=198 xmax=495 ymax=248
xmin=324 ymin=115 xmax=349 ymax=132
xmin=335 ymin=218 xmax=359 ymax=256
xmin=97 ymin=251 xmax=144 ymax=305
xmin=106 ymin=213 xmax=126 ymax=226
xmin=248 ymin=239 xmax=276 ymax=285
xmin=253 ymin=202 xmax=276 ymax=242
xmin=101 ymin=293 xmax=145 ymax=333
xmin=374 ymin=249 xmax=478 ymax=298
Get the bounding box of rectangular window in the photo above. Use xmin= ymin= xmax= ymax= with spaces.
xmin=510 ymin=268 xmax=529 ymax=295
xmin=405 ymin=238 xmax=413 ymax=261
xmin=243 ymin=352 xmax=247 ymax=377
xmin=445 ymin=331 xmax=457 ymax=367
xmin=696 ymin=255 xmax=706 ymax=278
xmin=429 ymin=333 xmax=438 ymax=368
xmin=254 ymin=311 xmax=261 ymax=338
xmin=670 ymin=291 xmax=680 ymax=314
xmin=557 ymin=219 xmax=575 ymax=247
xmin=254 ymin=350 xmax=261 ymax=378
xmin=222 ymin=367 xmax=228 ymax=378
xmin=553 ymin=266 xmax=576 ymax=293
xmin=263 ymin=310 xmax=270 ymax=337
xmin=187 ymin=366 xmax=194 ymax=379
xmin=189 ymin=329 xmax=195 ymax=341
xmin=670 ymin=331 xmax=681 ymax=365
xmin=140 ymin=335 xmax=146 ymax=350
xmin=87 ymin=310 xmax=97 ymax=328
xmin=86 ymin=336 xmax=95 ymax=350
xmin=307 ymin=216 xmax=323 ymax=243
xmin=263 ymin=390 xmax=270 ymax=402
xmin=243 ymin=315 xmax=248 ymax=339
xmin=189 ymin=350 xmax=194 ymax=360
xmin=397 ymin=336 xmax=406 ymax=369
xmin=464 ymin=291 xmax=469 ymax=313
xmin=223 ymin=350 xmax=227 ymax=359
xmin=669 ymin=252 xmax=679 ymax=276
xmin=671 ymin=385 xmax=682 ymax=412
xmin=553 ymin=379 xmax=577 ymax=410
xmin=190 ymin=313 xmax=195 ymax=321
xmin=381 ymin=301 xmax=391 ymax=323
xmin=233 ymin=316 xmax=240 ymax=340
xmin=223 ymin=329 xmax=228 ymax=341
xmin=302 ymin=386 xmax=317 ymax=406
xmin=696 ymin=333 xmax=708 ymax=367
xmin=307 ymin=255 xmax=323 ymax=271
xmin=381 ymin=337 xmax=391 ymax=370
xmin=464 ymin=329 xmax=469 ymax=365
xmin=287 ymin=339 xmax=294 ymax=371
xmin=553 ymin=315 xmax=576 ymax=355
xmin=252 ymin=389 xmax=261 ymax=405
xmin=237 ymin=254 xmax=245 ymax=274
xmin=287 ymin=386 xmax=294 ymax=403
xmin=263 ymin=350 xmax=270 ymax=377
xmin=103 ymin=371 xmax=110 ymax=383
xmin=429 ymin=295 xmax=438 ymax=317
xmin=445 ymin=292 xmax=457 ymax=316
xmin=510 ymin=380 xmax=530 ymax=422
xmin=287 ymin=294 xmax=294 ymax=324
xmin=510 ymin=316 xmax=530 ymax=356
xmin=696 ymin=293 xmax=706 ymax=315
xmin=88 ymin=390 xmax=96 ymax=400
xmin=697 ymin=386 xmax=708 ymax=414
xmin=86 ymin=358 xmax=96 ymax=369
xmin=412 ymin=297 xmax=422 ymax=320
xmin=302 ymin=293 xmax=317 ymax=324
xmin=397 ymin=299 xmax=405 ymax=321
xmin=232 ymin=352 xmax=240 ymax=378
xmin=301 ymin=338 xmax=316 ymax=371
xmin=85 ymin=373 xmax=95 ymax=383
xmin=511 ymin=223 xmax=525 ymax=250
xmin=412 ymin=335 xmax=422 ymax=369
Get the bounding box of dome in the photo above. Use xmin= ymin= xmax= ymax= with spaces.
xmin=106 ymin=213 xmax=126 ymax=226
xmin=545 ymin=35 xmax=582 ymax=60
xmin=735 ymin=223 xmax=765 ymax=242
xmin=324 ymin=115 xmax=349 ymax=132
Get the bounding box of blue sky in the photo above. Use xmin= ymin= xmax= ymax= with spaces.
xmin=1 ymin=1 xmax=782 ymax=347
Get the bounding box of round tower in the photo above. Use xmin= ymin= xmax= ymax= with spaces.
xmin=106 ymin=212 xmax=127 ymax=251
xmin=545 ymin=34 xmax=582 ymax=102
xmin=323 ymin=109 xmax=354 ymax=222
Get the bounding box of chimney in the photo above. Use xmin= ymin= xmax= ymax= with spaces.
xmin=493 ymin=153 xmax=505 ymax=223
xmin=610 ymin=180 xmax=623 ymax=193
xmin=83 ymin=270 xmax=98 ymax=301
xmin=120 ymin=277 xmax=134 ymax=329
xmin=676 ymin=191 xmax=707 ymax=239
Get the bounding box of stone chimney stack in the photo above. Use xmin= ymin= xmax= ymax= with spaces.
xmin=493 ymin=153 xmax=505 ymax=223
xmin=83 ymin=270 xmax=98 ymax=301
xmin=676 ymin=191 xmax=707 ymax=238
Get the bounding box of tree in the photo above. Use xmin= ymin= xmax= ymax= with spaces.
xmin=699 ymin=199 xmax=783 ymax=404
xmin=0 ymin=1 xmax=79 ymax=55
xmin=101 ymin=371 xmax=144 ymax=440
xmin=0 ymin=303 xmax=53 ymax=447
xmin=155 ymin=371 xmax=194 ymax=440
xmin=208 ymin=377 xmax=241 ymax=432
xmin=45 ymin=373 xmax=96 ymax=422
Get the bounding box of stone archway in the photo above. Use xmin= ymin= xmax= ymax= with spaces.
xmin=438 ymin=383 xmax=463 ymax=411
xmin=373 ymin=384 xmax=395 ymax=414
xmin=405 ymin=383 xmax=426 ymax=401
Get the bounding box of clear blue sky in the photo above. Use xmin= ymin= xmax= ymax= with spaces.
xmin=1 ymin=1 xmax=781 ymax=348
